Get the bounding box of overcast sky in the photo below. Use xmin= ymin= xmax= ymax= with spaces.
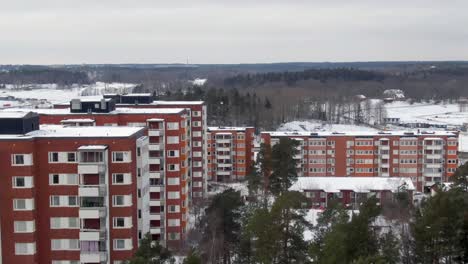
xmin=1 ymin=0 xmax=468 ymax=64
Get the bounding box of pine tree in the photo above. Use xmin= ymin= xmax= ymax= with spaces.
xmin=125 ymin=233 xmax=173 ymax=264
xmin=269 ymin=138 xmax=300 ymax=196
xmin=183 ymin=249 xmax=202 ymax=264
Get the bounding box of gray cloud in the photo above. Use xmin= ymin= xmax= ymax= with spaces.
xmin=1 ymin=0 xmax=467 ymax=64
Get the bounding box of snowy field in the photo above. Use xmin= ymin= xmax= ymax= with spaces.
xmin=384 ymin=100 xmax=467 ymax=126
xmin=0 ymin=82 xmax=137 ymax=108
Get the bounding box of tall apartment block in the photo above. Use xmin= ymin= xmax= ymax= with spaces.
xmin=0 ymin=112 xmax=149 ymax=264
xmin=55 ymin=95 xmax=208 ymax=202
xmin=207 ymin=127 xmax=256 ymax=182
xmin=261 ymin=131 xmax=459 ymax=191
xmin=4 ymin=98 xmax=192 ymax=249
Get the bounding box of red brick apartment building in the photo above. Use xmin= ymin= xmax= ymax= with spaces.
xmin=55 ymin=95 xmax=208 ymax=201
xmin=207 ymin=127 xmax=256 ymax=182
xmin=289 ymin=177 xmax=415 ymax=209
xmin=261 ymin=131 xmax=459 ymax=192
xmin=0 ymin=112 xmax=150 ymax=264
xmin=4 ymin=98 xmax=192 ymax=249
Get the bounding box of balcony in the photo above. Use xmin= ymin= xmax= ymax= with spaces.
xmin=149 ymin=214 xmax=163 ymax=221
xmin=150 ymin=227 xmax=162 ymax=234
xmin=149 ymin=200 xmax=164 ymax=206
xmin=150 ymin=186 xmax=163 ymax=192
xmin=425 ymin=163 xmax=443 ymax=169
xmin=380 ymin=163 xmax=390 ymax=168
xmin=149 ymin=172 xmax=162 ymax=178
xmin=79 ymin=208 xmax=106 ymax=219
xmin=149 ymin=144 xmax=162 ymax=151
xmin=217 ymin=155 xmax=231 ymax=160
xmin=217 ymin=163 xmax=232 ymax=168
xmin=80 ymin=252 xmax=107 ymax=263
xmin=217 ymin=171 xmax=231 ymax=176
xmin=216 ymin=139 xmax=231 ymax=144
xmin=426 ymin=154 xmax=442 ymax=159
xmin=424 ymin=145 xmax=444 ymax=150
xmin=380 ymin=154 xmax=390 ymax=159
xmin=79 ymin=185 xmax=106 ymax=197
xmin=216 ymin=147 xmax=231 ymax=152
xmin=149 ymin=157 xmax=162 ymax=165
xmin=78 ymin=164 xmax=105 ymax=174
xmin=79 ymin=230 xmax=104 ymax=241
xmin=149 ymin=130 xmax=163 ymax=137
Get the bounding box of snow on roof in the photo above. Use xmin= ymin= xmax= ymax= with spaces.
xmin=147 ymin=118 xmax=164 ymax=122
xmin=78 ymin=145 xmax=108 ymax=150
xmin=27 ymin=125 xmax=144 ymax=138
xmin=151 ymin=100 xmax=204 ymax=105
xmin=74 ymin=97 xmax=112 ymax=102
xmin=1 ymin=107 xmax=186 ymax=115
xmin=289 ymin=177 xmax=415 ymax=193
xmin=0 ymin=111 xmax=31 ymax=118
xmin=208 ymin=126 xmax=253 ymax=132
xmin=122 ymin=93 xmax=152 ymax=97
xmin=263 ymin=130 xmax=457 ymax=137
xmin=459 ymin=133 xmax=468 ymax=152
xmin=60 ymin=118 xmax=95 ymax=123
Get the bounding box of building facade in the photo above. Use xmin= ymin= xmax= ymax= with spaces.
xmin=289 ymin=177 xmax=415 ymax=209
xmin=261 ymin=131 xmax=459 ymax=191
xmin=0 ymin=112 xmax=149 ymax=264
xmin=3 ymin=102 xmax=192 ymax=249
xmin=207 ymin=127 xmax=256 ymax=182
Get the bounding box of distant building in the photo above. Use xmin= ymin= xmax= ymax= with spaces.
xmin=459 ymin=133 xmax=468 ymax=166
xmin=383 ymin=117 xmax=400 ymax=125
xmin=261 ymin=130 xmax=459 ymax=192
xmin=290 ymin=177 xmax=415 ymax=209
xmin=207 ymin=127 xmax=256 ymax=182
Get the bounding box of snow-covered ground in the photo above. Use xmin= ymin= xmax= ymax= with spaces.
xmin=384 ymin=100 xmax=466 ymax=126
xmin=278 ymin=120 xmax=378 ymax=133
xmin=0 ymin=82 xmax=137 ymax=108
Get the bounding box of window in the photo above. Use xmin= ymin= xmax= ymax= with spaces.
xmin=168 ymin=164 xmax=180 ymax=171
xmin=49 ymin=174 xmax=78 ymax=185
xmin=113 ymin=195 xmax=132 ymax=207
xmin=168 ymin=191 xmax=180 ymax=199
xmin=167 ymin=136 xmax=180 ymax=144
xmin=192 ymin=111 xmax=201 ymax=117
xmin=50 ymin=217 xmax=79 ymax=229
xmin=51 ymin=239 xmax=80 ymax=251
xmin=168 ymin=233 xmax=181 ymax=240
xmin=52 ymin=261 xmax=80 ymax=264
xmin=167 ymin=122 xmax=179 ymax=130
xmin=193 ymin=131 xmax=202 ymax=137
xmin=67 ymin=152 xmax=76 ymax=162
xmin=12 ymin=154 xmax=33 ymax=166
xmin=50 ymin=196 xmax=78 ymax=207
xmin=112 ymin=173 xmax=131 ymax=185
xmin=167 ymin=150 xmax=179 ymax=157
xmin=114 ymin=239 xmax=132 ymax=250
xmin=13 ymin=198 xmax=34 ymax=211
xmin=193 ymin=141 xmax=202 ymax=147
xmin=13 ymin=176 xmax=33 ymax=188
xmin=15 ymin=242 xmax=36 ymax=255
xmin=168 ymin=205 xmax=180 ymax=213
xmin=168 ymin=219 xmax=180 ymax=227
xmin=167 ymin=177 xmax=180 ymax=185
xmin=192 ymin=121 xmax=201 ymax=127
xmin=112 ymin=151 xmax=131 ymax=163
xmin=14 ymin=221 xmax=35 ymax=233
xmin=49 ymin=152 xmax=59 ymax=162
xmin=113 ymin=217 xmax=132 ymax=228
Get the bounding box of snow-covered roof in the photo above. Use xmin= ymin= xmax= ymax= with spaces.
xmin=1 ymin=107 xmax=186 ymax=115
xmin=121 ymin=93 xmax=152 ymax=97
xmin=0 ymin=111 xmax=32 ymax=118
xmin=151 ymin=100 xmax=204 ymax=105
xmin=263 ymin=130 xmax=457 ymax=137
xmin=75 ymin=97 xmax=112 ymax=102
xmin=78 ymin=145 xmax=108 ymax=151
xmin=60 ymin=118 xmax=95 ymax=123
xmin=289 ymin=177 xmax=415 ymax=193
xmin=208 ymin=126 xmax=253 ymax=132
xmin=0 ymin=125 xmax=145 ymax=139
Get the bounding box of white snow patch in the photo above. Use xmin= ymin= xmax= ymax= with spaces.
xmin=278 ymin=120 xmax=378 ymax=133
